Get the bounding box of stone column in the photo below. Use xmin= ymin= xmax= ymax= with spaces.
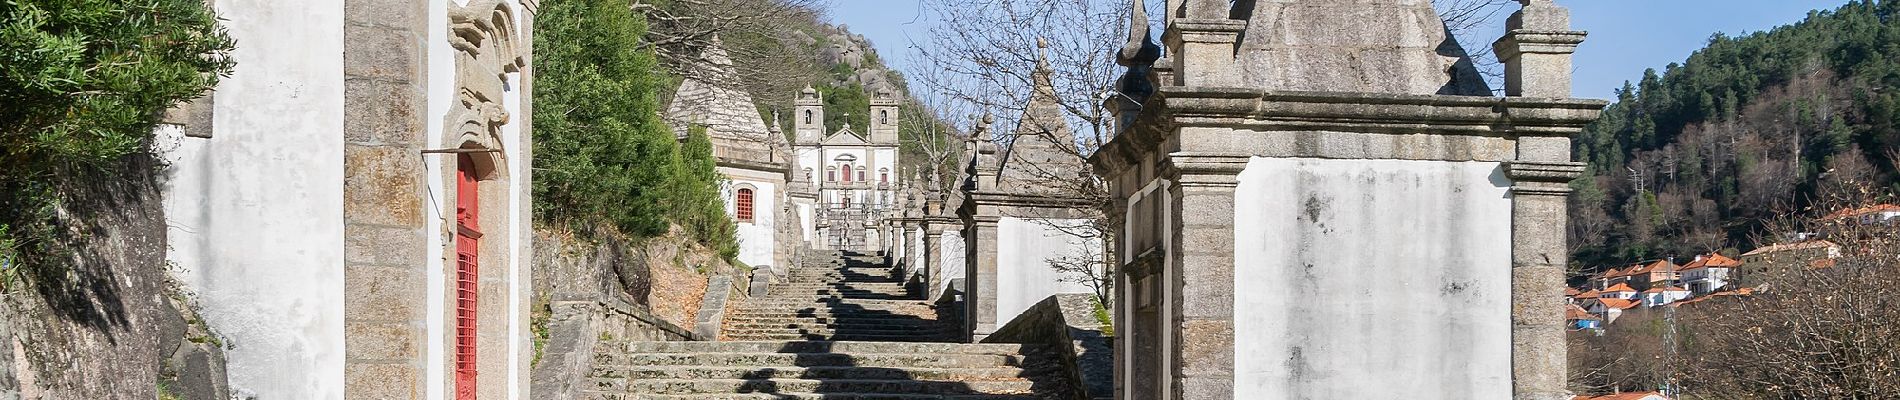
xmin=964 ymin=213 xmax=1000 ymax=342
xmin=1166 ymin=155 xmax=1246 ymax=400
xmin=922 ymin=222 xmax=943 ymax=299
xmin=1496 ymin=2 xmax=1587 ymax=399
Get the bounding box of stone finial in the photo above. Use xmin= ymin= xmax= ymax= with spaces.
xmin=1493 ymin=0 xmax=1586 ymax=97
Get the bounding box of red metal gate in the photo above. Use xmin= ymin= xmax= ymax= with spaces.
xmin=455 ymin=155 xmax=481 ymax=400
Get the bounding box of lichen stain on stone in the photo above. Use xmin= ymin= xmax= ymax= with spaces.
xmin=1301 ymin=195 xmax=1328 ymax=225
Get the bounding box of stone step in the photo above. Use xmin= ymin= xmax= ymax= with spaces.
xmin=597 ymin=353 xmax=1024 ymax=369
xmin=603 ymin=341 xmax=1030 ymax=356
xmin=594 ymin=378 xmax=1036 ymax=395
xmin=583 ymin=392 xmax=1041 ymax=400
xmin=721 ymin=333 xmax=960 ymax=342
xmin=723 ymin=317 xmax=947 ymax=327
xmin=589 ymin=365 xmax=1030 ymax=381
xmin=722 ymin=324 xmax=955 ymax=335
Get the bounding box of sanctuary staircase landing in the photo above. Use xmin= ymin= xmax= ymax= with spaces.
xmin=584 ymin=250 xmax=1070 ymax=399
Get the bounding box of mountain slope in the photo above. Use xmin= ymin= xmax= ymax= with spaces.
xmin=1569 ymin=0 xmax=1900 ymax=266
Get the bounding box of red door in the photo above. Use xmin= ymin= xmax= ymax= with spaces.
xmin=454 ymin=155 xmax=481 ymax=400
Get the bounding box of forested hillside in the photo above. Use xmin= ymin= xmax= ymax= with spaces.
xmin=636 ymin=0 xmax=956 ymax=179
xmin=1569 ymin=0 xmax=1900 ymax=267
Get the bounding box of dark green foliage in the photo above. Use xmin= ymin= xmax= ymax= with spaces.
xmin=1571 ymin=0 xmax=1900 ymax=267
xmin=672 ymin=125 xmax=737 ymax=258
xmin=818 ymin=81 xmax=870 ymax=134
xmin=534 ymin=0 xmax=737 ymax=256
xmin=0 ymin=0 xmax=234 ymax=266
xmin=533 ymin=0 xmax=681 ymax=237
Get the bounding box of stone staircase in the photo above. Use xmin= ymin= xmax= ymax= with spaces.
xmin=583 ymin=251 xmax=1070 ymax=399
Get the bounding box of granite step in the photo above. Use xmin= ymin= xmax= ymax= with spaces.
xmin=593 ymin=378 xmax=1036 ymax=395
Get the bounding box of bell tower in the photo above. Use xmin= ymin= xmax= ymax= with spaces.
xmin=869 ymin=86 xmax=899 ymax=144
xmin=794 ymin=85 xmax=824 ymax=144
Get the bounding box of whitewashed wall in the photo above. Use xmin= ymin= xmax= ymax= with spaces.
xmin=937 ymin=229 xmax=966 ymax=298
xmin=158 ymin=0 xmax=346 ymax=397
xmin=725 ymin=177 xmax=780 ymax=268
xmin=1232 ymin=158 xmax=1512 ymax=399
xmin=995 ymin=217 xmax=1100 ymax=325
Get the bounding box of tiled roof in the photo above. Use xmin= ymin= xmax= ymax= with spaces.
xmin=1595 ymin=298 xmax=1639 ymax=310
xmin=1626 ymin=260 xmax=1679 ymax=275
xmin=1743 ymin=240 xmax=1840 ymax=257
xmin=1577 ymin=392 xmax=1669 ymax=400
xmin=1704 ymin=253 xmax=1742 ymax=267
xmin=1575 ymin=289 xmax=1602 ymax=299
xmin=1564 ymin=287 xmax=1582 ymax=296
xmin=1809 ymin=258 xmax=1837 ymax=270
xmin=1824 ymin=203 xmax=1900 ymax=220
xmin=1604 ymin=283 xmax=1637 ymax=293
xmin=1566 ymin=304 xmax=1598 ymax=320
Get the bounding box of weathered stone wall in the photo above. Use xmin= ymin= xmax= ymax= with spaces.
xmin=1231 ymin=157 xmax=1514 ymax=398
xmin=529 ymin=228 xmax=741 ymax=397
xmin=984 ymin=293 xmax=1113 ymax=400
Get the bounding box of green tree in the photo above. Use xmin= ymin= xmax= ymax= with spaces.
xmin=672 ymin=125 xmax=737 ymax=258
xmin=0 ymin=0 xmax=235 ymax=265
xmin=533 ymin=0 xmax=679 ymax=237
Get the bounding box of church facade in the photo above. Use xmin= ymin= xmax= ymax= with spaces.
xmin=789 ymin=86 xmax=905 ymax=251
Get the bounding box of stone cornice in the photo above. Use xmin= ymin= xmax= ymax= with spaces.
xmin=965 ymin=190 xmax=1097 ymax=209
xmin=716 ymin=157 xmax=789 ymax=173
xmin=1090 ymin=87 xmax=1606 ymax=173
xmin=1504 ymin=161 xmax=1586 ymax=183
xmin=1493 ymin=30 xmax=1588 ymax=58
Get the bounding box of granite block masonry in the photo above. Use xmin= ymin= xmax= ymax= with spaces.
xmin=1089 ymin=1 xmax=1603 ymax=399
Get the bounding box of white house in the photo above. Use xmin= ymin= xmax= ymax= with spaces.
xmin=1640 ymin=286 xmax=1692 ymax=307
xmin=1678 ymin=253 xmax=1741 ymax=296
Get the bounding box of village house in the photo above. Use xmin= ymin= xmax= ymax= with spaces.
xmin=1583 ymin=297 xmax=1641 ymax=324
xmin=1623 ymin=259 xmax=1679 ymax=291
xmin=1639 ymin=286 xmax=1692 ymax=307
xmin=1678 ymin=253 xmax=1741 ymax=295
xmin=1600 ymin=283 xmax=1639 ymax=300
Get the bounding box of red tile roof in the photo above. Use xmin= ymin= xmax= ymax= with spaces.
xmin=1603 ymin=283 xmax=1637 ymax=293
xmin=1626 ymin=259 xmax=1679 ymax=275
xmin=1577 ymin=392 xmax=1670 ymax=400
xmin=1595 ymin=298 xmax=1640 ymax=310
xmin=1565 ymin=287 xmax=1582 ymax=296
xmin=1575 ymin=289 xmax=1602 ymax=299
xmin=1824 ymin=203 xmax=1900 ymax=220
xmin=1705 ymin=253 xmax=1742 ymax=267
xmin=1743 ymin=239 xmax=1840 ymax=257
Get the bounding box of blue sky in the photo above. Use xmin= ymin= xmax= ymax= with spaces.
xmin=829 ymin=0 xmax=1852 ymax=100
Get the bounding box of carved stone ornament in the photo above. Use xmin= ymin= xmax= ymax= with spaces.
xmin=446 ymin=0 xmax=524 ymax=180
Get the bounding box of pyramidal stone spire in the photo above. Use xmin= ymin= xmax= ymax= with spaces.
xmin=1229 ymin=0 xmax=1490 ymax=95
xmin=664 ymin=33 xmax=773 ymax=141
xmin=997 ymin=37 xmax=1084 ymax=196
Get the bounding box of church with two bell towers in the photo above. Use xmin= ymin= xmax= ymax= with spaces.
xmin=787 ymin=85 xmax=905 ymax=251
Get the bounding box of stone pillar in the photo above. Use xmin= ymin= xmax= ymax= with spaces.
xmin=922 ymin=194 xmax=946 ymax=299
xmin=964 ymin=214 xmax=1000 ymax=342
xmin=1166 ymin=155 xmax=1245 ymax=400
xmin=1496 ymin=2 xmax=1586 ymax=399
xmin=341 ymin=0 xmax=429 ymax=397
xmin=1162 ymin=0 xmax=1244 ymax=87
xmin=1493 ymin=0 xmax=1587 ymax=98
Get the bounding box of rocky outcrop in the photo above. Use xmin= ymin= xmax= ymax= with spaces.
xmin=0 ymin=154 xmax=230 ymax=399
